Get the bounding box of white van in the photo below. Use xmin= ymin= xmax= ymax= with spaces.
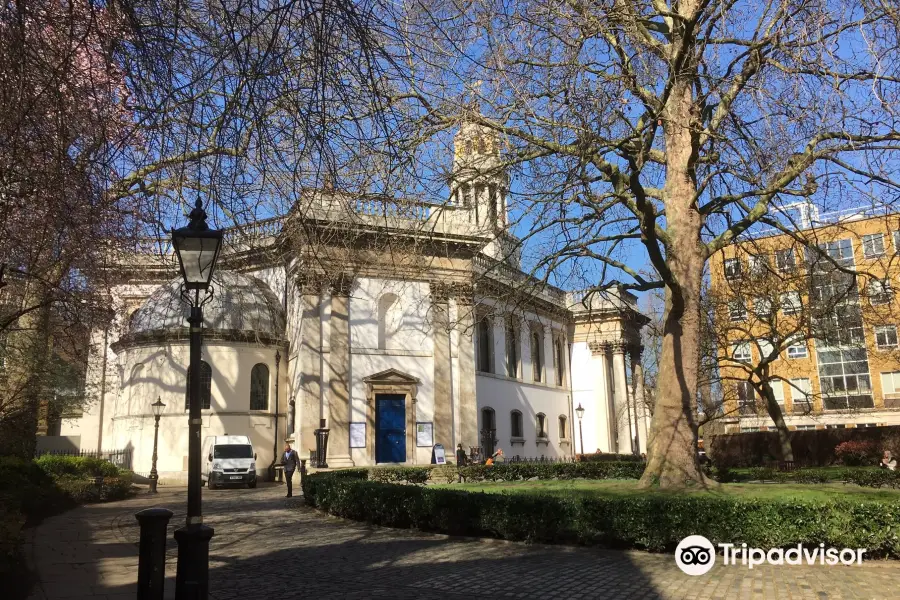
xmin=202 ymin=435 xmax=258 ymax=489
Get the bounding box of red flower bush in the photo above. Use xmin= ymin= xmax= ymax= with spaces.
xmin=834 ymin=440 xmax=880 ymax=466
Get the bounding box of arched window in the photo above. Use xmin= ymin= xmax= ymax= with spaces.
xmin=377 ymin=293 xmax=399 ymax=350
xmin=510 ymin=410 xmax=523 ymax=438
xmin=185 ymin=361 xmax=212 ymax=410
xmin=531 ymin=329 xmax=543 ymax=382
xmin=554 ymin=338 xmax=565 ymax=386
xmin=128 ymin=364 xmax=144 ymax=416
xmin=558 ymin=415 xmax=568 ymax=440
xmin=250 ymin=363 xmax=269 ymax=410
xmin=505 ymin=318 xmax=519 ymax=378
xmin=127 ymin=310 xmax=139 ymax=333
xmin=481 ymin=407 xmax=496 ymax=455
xmin=476 ymin=316 xmax=492 ymax=373
xmin=536 ymin=413 xmax=547 ymax=439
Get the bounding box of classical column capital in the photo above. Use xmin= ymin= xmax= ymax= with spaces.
xmin=329 ymin=272 xmax=355 ymax=296
xmin=610 ymin=340 xmax=628 ymax=355
xmin=588 ymin=341 xmax=609 ymax=355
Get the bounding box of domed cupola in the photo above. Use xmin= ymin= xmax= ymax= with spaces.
xmin=123 ymin=271 xmax=285 ymax=345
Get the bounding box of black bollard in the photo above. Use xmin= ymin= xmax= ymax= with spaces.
xmin=299 ymin=459 xmax=307 ymax=487
xmin=135 ymin=507 xmax=174 ymax=600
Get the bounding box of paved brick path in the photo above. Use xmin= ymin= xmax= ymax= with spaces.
xmin=24 ymin=483 xmax=900 ymax=599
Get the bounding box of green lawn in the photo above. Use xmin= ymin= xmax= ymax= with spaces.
xmin=434 ymin=478 xmax=900 ymax=502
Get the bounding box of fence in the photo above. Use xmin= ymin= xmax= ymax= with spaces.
xmin=35 ymin=448 xmax=133 ymax=471
xmin=503 ymin=455 xmax=578 ymax=464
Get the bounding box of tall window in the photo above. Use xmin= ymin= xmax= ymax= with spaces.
xmin=531 ymin=329 xmax=543 ymax=382
xmin=724 ymin=258 xmax=741 ymax=280
xmin=728 ymin=300 xmax=747 ymax=321
xmin=737 ymin=381 xmax=756 ymax=415
xmin=863 ymin=233 xmax=885 ymax=258
xmin=510 ymin=410 xmax=523 ymax=438
xmin=875 ymin=326 xmax=899 ymax=349
xmin=185 ymin=361 xmax=212 ymax=410
xmin=250 ymin=363 xmax=269 ymax=410
xmin=476 ymin=316 xmax=492 ymax=373
xmin=505 ymin=318 xmax=519 ymax=378
xmin=558 ymin=415 xmax=568 ymax=440
xmin=554 ymin=338 xmax=565 ymax=386
xmin=789 ymin=378 xmax=812 ymax=413
xmin=775 ymin=248 xmax=795 ymax=272
xmin=377 ymin=293 xmax=399 ymax=350
xmin=481 ymin=407 xmax=496 ymax=455
xmin=536 ymin=413 xmax=547 ymax=438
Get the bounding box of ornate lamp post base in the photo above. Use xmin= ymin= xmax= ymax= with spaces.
xmin=174 ymin=524 xmax=215 ymax=600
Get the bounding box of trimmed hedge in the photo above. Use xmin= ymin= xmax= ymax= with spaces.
xmin=578 ymin=452 xmax=645 ymax=463
xmin=458 ymin=461 xmax=645 ymax=482
xmin=0 ymin=456 xmax=134 ymax=600
xmin=713 ymin=466 xmax=900 ymax=487
xmin=302 ymin=471 xmax=900 ymax=557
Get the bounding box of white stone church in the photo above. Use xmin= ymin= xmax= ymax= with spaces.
xmin=61 ymin=123 xmax=651 ymax=481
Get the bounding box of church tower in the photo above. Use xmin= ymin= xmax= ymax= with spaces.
xmin=451 ymin=122 xmax=509 ymax=232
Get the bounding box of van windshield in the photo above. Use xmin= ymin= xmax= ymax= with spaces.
xmin=214 ymin=445 xmax=253 ymax=459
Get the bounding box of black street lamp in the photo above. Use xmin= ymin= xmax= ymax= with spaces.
xmin=149 ymin=397 xmax=166 ymax=494
xmin=575 ymin=403 xmax=585 ymax=458
xmin=172 ymin=198 xmax=222 ymax=600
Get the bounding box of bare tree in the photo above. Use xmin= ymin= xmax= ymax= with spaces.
xmin=380 ymin=0 xmax=900 ymax=487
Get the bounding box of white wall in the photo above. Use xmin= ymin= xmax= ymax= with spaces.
xmin=570 ymin=340 xmax=609 ymax=453
xmin=349 ymin=277 xmax=435 ymax=465
xmin=476 ymin=374 xmax=572 ymax=459
xmin=78 ymin=340 xmax=286 ymax=482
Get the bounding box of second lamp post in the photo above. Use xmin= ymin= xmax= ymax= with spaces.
xmin=148 ymin=398 xmax=166 ymax=493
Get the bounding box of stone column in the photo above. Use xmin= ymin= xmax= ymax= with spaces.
xmin=297 ymin=275 xmax=322 ymax=457
xmin=630 ymin=346 xmax=649 ymax=454
xmin=456 ymin=292 xmax=478 ymax=452
xmin=432 ymin=284 xmax=453 ymax=454
xmin=589 ymin=341 xmax=614 ymax=452
xmin=326 ymin=274 xmax=354 ymax=467
xmin=611 ymin=342 xmax=633 ymax=454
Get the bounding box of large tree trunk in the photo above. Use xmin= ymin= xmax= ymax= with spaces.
xmin=759 ymin=383 xmax=794 ymax=462
xmin=639 ymin=48 xmax=707 ymax=488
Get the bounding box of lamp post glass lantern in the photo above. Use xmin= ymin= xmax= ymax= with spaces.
xmin=171 ymin=198 xmax=221 ymax=600
xmin=149 ymin=398 xmax=166 ymax=493
xmin=575 ymin=403 xmax=585 ymax=457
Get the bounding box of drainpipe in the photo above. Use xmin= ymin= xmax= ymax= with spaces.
xmin=269 ymin=350 xmax=281 ymax=480
xmin=97 ymin=325 xmax=110 ymax=452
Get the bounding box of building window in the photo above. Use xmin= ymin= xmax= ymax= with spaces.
xmin=881 ymin=371 xmax=900 ymax=395
xmin=505 ymin=318 xmax=519 ymax=378
xmin=250 ymin=363 xmax=269 ymax=410
xmin=787 ymin=343 xmax=808 ymax=359
xmin=737 ymin=381 xmax=756 ymax=415
xmin=536 ymin=413 xmax=548 ymax=439
xmin=875 ymin=325 xmax=898 ymax=349
xmin=481 ymin=407 xmax=497 ymax=455
xmin=795 ymin=425 xmax=815 ymax=431
xmin=729 ymin=300 xmax=747 ymax=322
xmin=775 ymin=248 xmax=795 ymax=272
xmin=893 ymin=231 xmax=900 ymax=253
xmin=724 ymin=258 xmax=741 ymax=280
xmin=531 ymin=329 xmax=543 ymax=382
xmin=818 ymin=348 xmax=874 ymax=410
xmin=476 ymin=316 xmax=492 ymax=373
xmin=749 ymin=255 xmax=768 ymax=277
xmin=812 ymin=239 xmax=855 ymax=269
xmin=558 ymin=415 xmax=568 ymax=440
xmin=758 ymin=339 xmax=775 ymax=360
xmin=185 ymin=361 xmax=212 ymax=410
xmin=510 ymin=410 xmax=523 ymax=438
xmin=780 ymin=291 xmax=802 ymax=315
xmin=769 ymin=378 xmax=786 ymax=407
xmin=867 ymin=278 xmax=893 ymax=305
xmin=863 ymin=233 xmax=885 ymax=258
xmin=753 ymin=297 xmax=772 ymax=318
xmin=789 ymin=378 xmax=812 ymax=413
xmin=553 ymin=338 xmax=565 ymax=386
xmin=732 ymin=342 xmax=752 ymax=362
xmin=826 ymin=424 xmax=847 ymax=429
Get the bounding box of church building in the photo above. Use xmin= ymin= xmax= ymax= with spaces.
xmin=61 ymin=123 xmax=650 ymax=481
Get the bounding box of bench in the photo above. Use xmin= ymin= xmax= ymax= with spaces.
xmin=777 ymin=461 xmax=797 ymax=472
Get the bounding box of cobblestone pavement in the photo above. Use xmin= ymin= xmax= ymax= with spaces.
xmin=24 ymin=483 xmax=900 ymax=600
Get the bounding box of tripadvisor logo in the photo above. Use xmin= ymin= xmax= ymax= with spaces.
xmin=675 ymin=536 xmax=867 ymax=576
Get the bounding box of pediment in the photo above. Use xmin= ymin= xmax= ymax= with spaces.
xmin=363 ymin=368 xmax=421 ymax=385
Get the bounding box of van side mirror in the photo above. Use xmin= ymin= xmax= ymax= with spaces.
xmin=254 ymin=453 xmax=257 ymax=460
xmin=207 ymin=454 xmax=212 ymax=462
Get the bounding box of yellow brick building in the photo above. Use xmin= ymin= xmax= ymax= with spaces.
xmin=710 ymin=209 xmax=900 ymax=433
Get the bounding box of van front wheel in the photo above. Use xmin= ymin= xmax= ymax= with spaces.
xmin=248 ymin=480 xmax=257 ymax=489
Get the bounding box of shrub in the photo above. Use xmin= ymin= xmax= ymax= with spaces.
xmin=834 ymin=440 xmax=880 ymax=467
xmin=34 ymin=455 xmax=119 ymax=478
xmin=457 ymin=461 xmax=644 ymax=483
xmin=301 ymin=472 xmax=900 ymax=557
xmin=843 ymin=469 xmax=900 ymax=489
xmin=366 ymin=466 xmax=431 ymax=485
xmin=748 ymin=467 xmax=776 ymax=482
xmin=577 ymin=453 xmax=645 ymax=463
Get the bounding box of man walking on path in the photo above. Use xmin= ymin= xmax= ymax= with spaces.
xmin=282 ymin=442 xmax=301 ymax=497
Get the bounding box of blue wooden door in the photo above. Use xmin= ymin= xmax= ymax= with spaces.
xmin=376 ymin=394 xmax=406 ymax=463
